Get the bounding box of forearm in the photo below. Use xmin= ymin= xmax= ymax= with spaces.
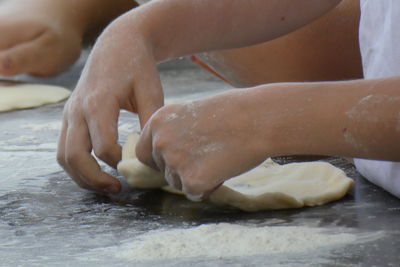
xmin=111 ymin=0 xmax=341 ymax=62
xmin=247 ymin=78 xmax=400 ymax=161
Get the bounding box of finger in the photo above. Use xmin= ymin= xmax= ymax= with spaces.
xmin=0 ymin=31 xmax=63 ymax=76
xmin=183 ymin=183 xmax=222 ymax=202
xmin=135 ymin=121 xmax=158 ymax=169
xmin=0 ymin=19 xmax=44 ymax=50
xmin=133 ymin=62 xmax=164 ymax=128
xmin=65 ymin=119 xmax=121 ymax=194
xmin=84 ymin=97 xmax=122 ymax=168
xmin=180 ymin=166 xmax=224 ymax=202
xmin=0 ymin=32 xmax=46 ymax=76
xmin=57 ymin=115 xmax=91 ymax=190
xmin=164 ymin=167 xmax=182 ymax=191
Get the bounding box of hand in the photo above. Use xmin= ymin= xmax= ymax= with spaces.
xmin=135 ymin=90 xmax=271 ymax=200
xmin=57 ymin=17 xmax=164 ymax=194
xmin=0 ymin=0 xmax=83 ymax=76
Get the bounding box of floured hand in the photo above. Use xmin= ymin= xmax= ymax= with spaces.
xmin=136 ymin=89 xmax=274 ymax=200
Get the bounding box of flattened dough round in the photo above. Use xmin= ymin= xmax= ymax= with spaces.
xmin=118 ymin=133 xmax=354 ymax=211
xmin=209 ymin=159 xmax=354 ymax=211
xmin=0 ymin=83 xmax=71 ymax=112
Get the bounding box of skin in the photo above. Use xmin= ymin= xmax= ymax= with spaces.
xmin=198 ymin=0 xmax=362 ymax=87
xmin=0 ymin=0 xmax=365 ymax=196
xmin=0 ymin=0 xmax=136 ymax=76
xmin=138 ymin=79 xmax=400 ymax=198
xmin=11 ymin=0 xmax=390 ymax=198
xmin=58 ymin=0 xmax=364 ymax=195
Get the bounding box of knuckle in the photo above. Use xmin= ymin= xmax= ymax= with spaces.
xmin=149 ymin=111 xmax=164 ymax=126
xmin=153 ymin=136 xmax=168 ymax=151
xmin=62 ymin=98 xmax=72 ymax=112
xmin=162 ymin=104 xmax=181 ymax=117
xmin=93 ymin=144 xmax=113 ymax=162
xmin=164 ymin=152 xmax=182 ymax=170
xmin=82 ymin=94 xmax=101 ymax=114
xmin=56 ymin=151 xmax=65 ymax=166
xmin=151 ymin=104 xmax=180 ymax=125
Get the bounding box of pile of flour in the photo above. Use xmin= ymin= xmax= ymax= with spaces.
xmin=116 ymin=223 xmax=377 ymax=261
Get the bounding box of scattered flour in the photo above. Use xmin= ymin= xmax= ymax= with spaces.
xmin=20 ymin=121 xmax=62 ymax=132
xmin=0 ymin=143 xmax=57 ymax=151
xmin=115 ymin=223 xmax=380 ymax=261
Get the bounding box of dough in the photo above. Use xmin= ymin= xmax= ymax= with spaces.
xmin=117 ymin=133 xmax=167 ymax=188
xmin=118 ymin=133 xmax=354 ymax=211
xmin=209 ymin=159 xmax=354 ymax=211
xmin=0 ymin=83 xmax=71 ymax=112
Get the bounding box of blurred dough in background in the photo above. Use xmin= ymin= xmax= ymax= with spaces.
xmin=0 ymin=83 xmax=70 ymax=112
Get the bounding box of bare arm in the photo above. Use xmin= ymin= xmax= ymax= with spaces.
xmin=114 ymin=0 xmax=342 ymax=61
xmin=136 ymin=77 xmax=400 ymax=198
xmin=244 ymin=78 xmax=400 ymax=161
xmin=58 ymin=0 xmax=343 ymax=194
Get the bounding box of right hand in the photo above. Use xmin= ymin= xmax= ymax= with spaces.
xmin=57 ymin=16 xmax=164 ymax=194
xmin=135 ymin=90 xmax=272 ymax=200
xmin=0 ymin=0 xmax=83 ymax=76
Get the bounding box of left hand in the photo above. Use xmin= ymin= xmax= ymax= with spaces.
xmin=57 ymin=17 xmax=164 ymax=194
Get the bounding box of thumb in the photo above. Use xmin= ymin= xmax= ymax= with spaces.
xmin=133 ymin=62 xmax=164 ymax=128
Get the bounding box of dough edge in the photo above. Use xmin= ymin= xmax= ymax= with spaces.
xmin=118 ymin=133 xmax=354 ymax=211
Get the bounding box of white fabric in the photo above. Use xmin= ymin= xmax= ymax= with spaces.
xmin=359 ymin=0 xmax=400 ymax=78
xmin=355 ymin=0 xmax=400 ymax=198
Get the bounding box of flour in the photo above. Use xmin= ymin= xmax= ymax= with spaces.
xmin=0 ymin=143 xmax=57 ymax=151
xmin=346 ymin=94 xmax=400 ymax=122
xmin=20 ymin=121 xmax=62 ymax=132
xmin=343 ymin=129 xmax=368 ymax=153
xmin=165 ymin=112 xmax=178 ymax=122
xmin=116 ymin=223 xmax=381 ymax=261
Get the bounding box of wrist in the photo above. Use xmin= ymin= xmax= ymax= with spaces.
xmin=108 ymin=9 xmax=158 ymax=61
xmin=243 ymin=83 xmax=335 ymax=158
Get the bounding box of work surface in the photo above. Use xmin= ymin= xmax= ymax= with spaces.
xmin=0 ymin=58 xmax=399 ymax=267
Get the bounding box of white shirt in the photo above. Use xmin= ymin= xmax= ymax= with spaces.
xmin=355 ymin=0 xmax=400 ymax=198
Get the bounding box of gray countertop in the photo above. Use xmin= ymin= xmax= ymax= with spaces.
xmin=0 ymin=58 xmax=399 ymax=267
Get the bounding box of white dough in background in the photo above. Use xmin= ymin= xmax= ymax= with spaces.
xmin=0 ymin=83 xmax=71 ymax=112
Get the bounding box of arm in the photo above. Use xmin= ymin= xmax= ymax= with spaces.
xmin=58 ymin=0 xmax=342 ymax=194
xmin=136 ymin=77 xmax=400 ymax=199
xmin=116 ymin=0 xmax=342 ymax=61
xmin=0 ymin=0 xmax=136 ymax=76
